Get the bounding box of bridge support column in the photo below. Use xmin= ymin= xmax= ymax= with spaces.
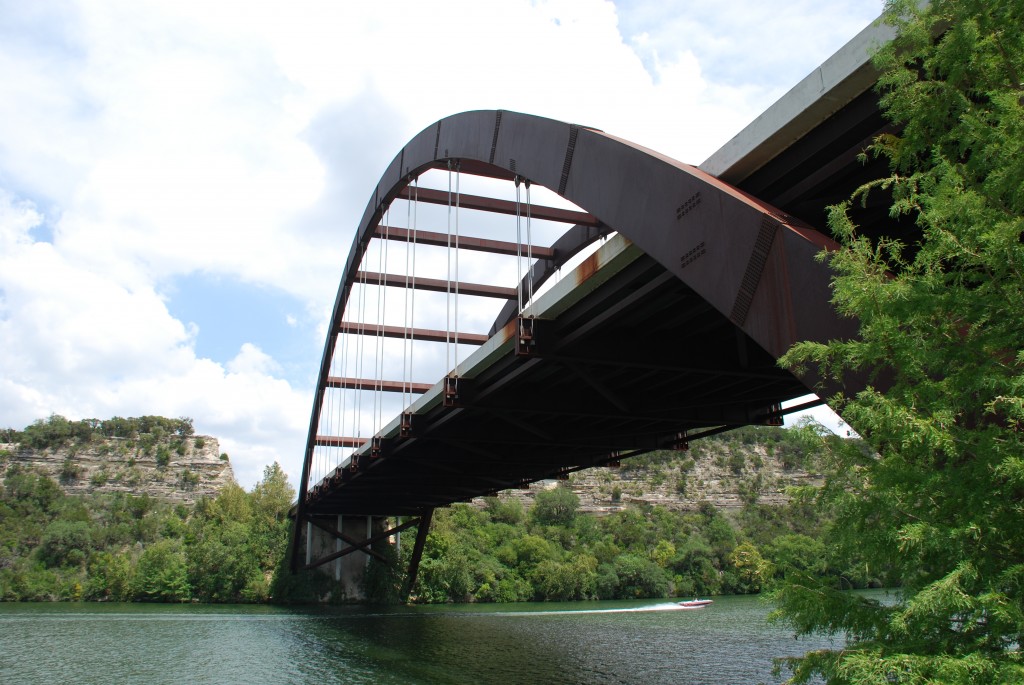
xmin=301 ymin=514 xmax=389 ymax=600
xmin=335 ymin=515 xmax=343 ymax=582
xmin=299 ymin=513 xmax=429 ymax=602
xmin=305 ymin=520 xmax=313 ymax=566
xmin=401 ymin=508 xmax=433 ymax=603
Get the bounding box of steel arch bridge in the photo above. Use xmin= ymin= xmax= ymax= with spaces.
xmin=291 ymin=109 xmax=861 ymax=591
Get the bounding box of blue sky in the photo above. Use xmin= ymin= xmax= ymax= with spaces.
xmin=0 ymin=0 xmax=882 ymax=486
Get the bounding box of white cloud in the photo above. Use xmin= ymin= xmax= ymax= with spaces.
xmin=0 ymin=190 xmax=308 ymax=487
xmin=0 ymin=0 xmax=876 ymax=486
xmin=227 ymin=343 xmax=282 ymax=377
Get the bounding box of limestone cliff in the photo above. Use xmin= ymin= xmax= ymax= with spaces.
xmin=479 ymin=430 xmax=824 ymax=513
xmin=0 ymin=435 xmax=234 ymax=504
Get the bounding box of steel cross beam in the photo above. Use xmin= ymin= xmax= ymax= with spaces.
xmin=325 ymin=377 xmax=433 ymax=394
xmin=355 ymin=271 xmax=516 ymax=299
xmin=336 ymin=321 xmax=488 ymax=345
xmin=375 ymin=225 xmax=556 ymax=260
xmin=397 ymin=186 xmax=601 ymax=226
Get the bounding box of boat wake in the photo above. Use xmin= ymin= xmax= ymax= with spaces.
xmin=493 ymin=602 xmax=687 ymax=617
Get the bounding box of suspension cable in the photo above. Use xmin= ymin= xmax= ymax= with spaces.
xmin=323 ymin=333 xmax=334 ymax=483
xmin=402 ymin=177 xmax=412 ymax=411
xmin=338 ymin=314 xmax=350 ymax=469
xmin=515 ymin=176 xmax=523 ymax=314
xmin=446 ymin=161 xmax=461 ymax=374
xmin=453 ymin=161 xmax=461 ymax=371
xmin=446 ymin=163 xmax=452 ymax=371
xmin=374 ymin=208 xmax=389 ymax=435
xmin=525 ymin=180 xmax=534 ymax=309
xmin=354 ymin=260 xmax=368 ymax=443
xmin=401 ymin=179 xmax=413 ymax=409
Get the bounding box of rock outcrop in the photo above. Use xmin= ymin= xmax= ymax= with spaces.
xmin=0 ymin=435 xmax=234 ymax=504
xmin=477 ymin=436 xmax=824 ymax=514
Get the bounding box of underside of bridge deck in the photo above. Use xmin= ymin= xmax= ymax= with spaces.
xmin=303 ymin=247 xmax=808 ymax=517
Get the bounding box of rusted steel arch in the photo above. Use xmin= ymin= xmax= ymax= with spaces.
xmin=296 ymin=109 xmax=856 ymax=532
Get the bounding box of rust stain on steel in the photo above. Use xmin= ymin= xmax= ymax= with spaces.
xmin=573 ymin=247 xmax=605 ymax=287
xmin=336 ymin=321 xmax=488 ymax=345
xmin=356 ymin=271 xmax=516 ymax=299
xmin=497 ymin=318 xmax=518 ymax=347
xmin=375 ymin=225 xmax=555 ymax=260
xmin=397 ymin=186 xmax=601 ymax=227
xmin=326 ymin=376 xmax=433 ymax=393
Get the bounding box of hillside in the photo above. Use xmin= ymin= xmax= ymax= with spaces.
xmin=482 ymin=425 xmax=825 ymax=514
xmin=0 ymin=415 xmax=234 ymax=504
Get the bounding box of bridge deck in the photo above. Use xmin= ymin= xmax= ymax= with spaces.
xmin=305 ymin=233 xmax=805 ymax=516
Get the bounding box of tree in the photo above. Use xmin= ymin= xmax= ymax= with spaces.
xmin=725 ymin=542 xmax=773 ymax=595
xmin=773 ymin=1 xmax=1024 ymax=682
xmin=133 ymin=539 xmax=191 ymax=602
xmin=36 ymin=520 xmax=93 ymax=568
xmin=530 ymin=485 xmax=579 ymax=526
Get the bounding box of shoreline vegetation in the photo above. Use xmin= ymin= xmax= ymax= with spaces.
xmin=0 ymin=415 xmax=885 ymax=605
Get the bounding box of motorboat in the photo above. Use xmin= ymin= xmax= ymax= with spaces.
xmin=677 ymin=598 xmax=713 ymax=609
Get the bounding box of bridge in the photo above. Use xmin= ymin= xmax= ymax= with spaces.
xmin=291 ymin=18 xmax=906 ymax=598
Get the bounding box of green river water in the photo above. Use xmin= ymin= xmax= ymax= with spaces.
xmin=0 ymin=595 xmax=846 ymax=684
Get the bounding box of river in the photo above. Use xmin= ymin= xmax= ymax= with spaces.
xmin=0 ymin=595 xmax=844 ymax=684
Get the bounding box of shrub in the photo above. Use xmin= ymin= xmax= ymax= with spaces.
xmin=37 ymin=520 xmax=94 ymax=568
xmin=180 ymin=470 xmax=200 ymax=488
xmin=60 ymin=458 xmax=81 ymax=483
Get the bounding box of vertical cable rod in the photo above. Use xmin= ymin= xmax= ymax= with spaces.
xmin=374 ymin=209 xmax=390 ymax=435
xmin=322 ymin=332 xmax=334 ymax=484
xmin=453 ymin=162 xmax=461 ymax=371
xmin=514 ymin=176 xmax=523 ymax=314
xmin=446 ymin=164 xmax=452 ymax=371
xmin=338 ymin=315 xmax=351 ymax=470
xmin=353 ymin=263 xmax=369 ymax=443
xmin=403 ymin=179 xmax=418 ymax=411
xmin=525 ymin=180 xmax=534 ymax=310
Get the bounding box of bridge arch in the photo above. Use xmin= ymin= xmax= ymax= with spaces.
xmin=293 ymin=110 xmax=855 ymax=576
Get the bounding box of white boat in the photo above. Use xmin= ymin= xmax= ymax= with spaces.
xmin=677 ymin=599 xmax=713 ymax=609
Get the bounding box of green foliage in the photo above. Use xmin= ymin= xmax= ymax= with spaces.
xmin=482 ymin=496 xmax=525 ymax=525
xmin=773 ymin=2 xmax=1024 ymax=681
xmin=0 ymin=457 xmax=294 ymax=604
xmin=530 ymin=486 xmax=579 ymax=526
xmin=60 ymin=458 xmax=81 ymax=483
xmin=133 ymin=539 xmax=190 ymax=601
xmin=37 ymin=520 xmax=93 ymax=568
xmin=398 ymin=480 xmax=835 ymax=604
xmin=532 ymin=555 xmax=597 ymax=601
xmin=4 ymin=415 xmax=196 ymax=451
xmin=155 ymin=445 xmax=170 ymax=468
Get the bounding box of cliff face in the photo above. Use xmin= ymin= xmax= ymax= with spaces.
xmin=0 ymin=435 xmax=234 ymax=504
xmin=481 ymin=436 xmax=823 ymax=514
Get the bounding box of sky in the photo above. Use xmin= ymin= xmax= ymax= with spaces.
xmin=0 ymin=0 xmax=882 ymax=488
